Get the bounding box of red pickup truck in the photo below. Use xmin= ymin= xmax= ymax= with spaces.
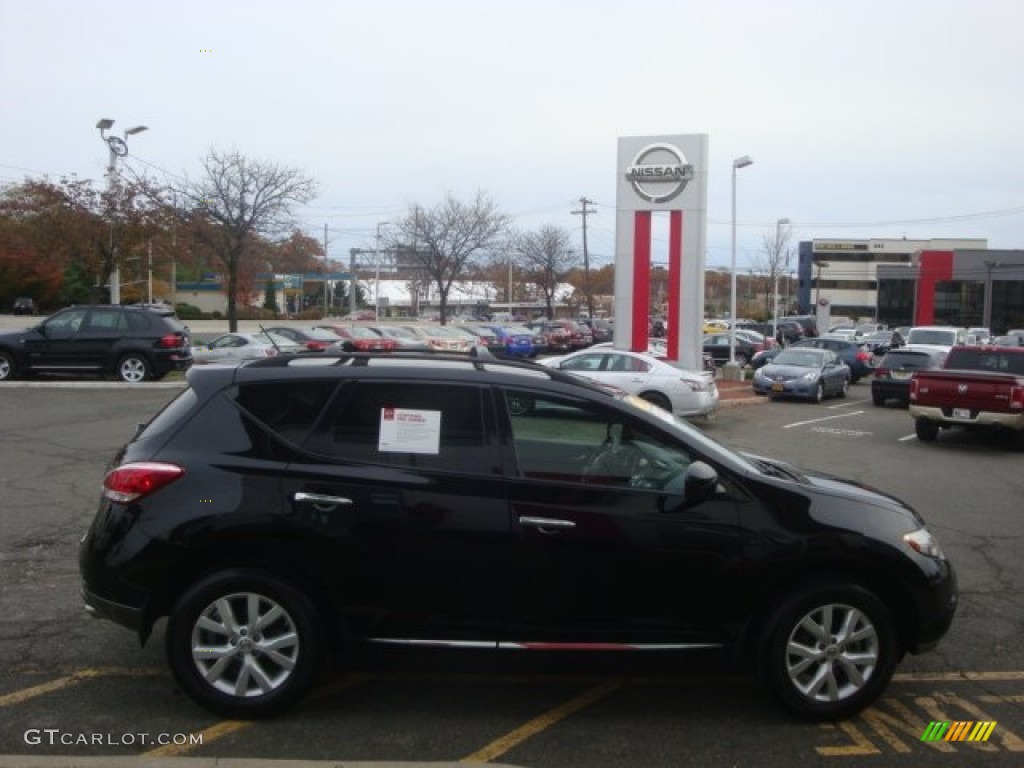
xmin=909 ymin=345 xmax=1024 ymax=443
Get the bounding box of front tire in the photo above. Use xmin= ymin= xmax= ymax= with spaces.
xmin=760 ymin=582 xmax=898 ymax=720
xmin=116 ymin=354 xmax=151 ymax=383
xmin=813 ymin=381 xmax=825 ymax=403
xmin=837 ymin=378 xmax=849 ymax=398
xmin=166 ymin=570 xmax=322 ymax=719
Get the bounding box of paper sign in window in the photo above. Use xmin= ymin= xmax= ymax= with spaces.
xmin=378 ymin=407 xmax=442 ymax=454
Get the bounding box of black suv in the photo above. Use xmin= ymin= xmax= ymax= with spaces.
xmin=79 ymin=353 xmax=956 ymax=720
xmin=0 ymin=305 xmax=192 ymax=383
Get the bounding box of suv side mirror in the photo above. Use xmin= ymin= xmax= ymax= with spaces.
xmin=662 ymin=460 xmax=719 ymax=514
xmin=683 ymin=461 xmax=718 ymax=506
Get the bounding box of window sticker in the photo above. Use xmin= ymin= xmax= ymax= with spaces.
xmin=378 ymin=408 xmax=442 ymax=454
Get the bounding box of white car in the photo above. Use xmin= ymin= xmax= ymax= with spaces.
xmin=192 ymin=332 xmax=306 ymax=363
xmin=539 ymin=348 xmax=718 ymax=420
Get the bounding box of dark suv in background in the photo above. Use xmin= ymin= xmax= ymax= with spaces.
xmin=80 ymin=352 xmax=955 ymax=721
xmin=0 ymin=305 xmax=192 ymax=382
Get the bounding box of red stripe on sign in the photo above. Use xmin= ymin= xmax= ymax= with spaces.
xmin=666 ymin=211 xmax=683 ymax=361
xmin=632 ymin=211 xmax=652 ymax=352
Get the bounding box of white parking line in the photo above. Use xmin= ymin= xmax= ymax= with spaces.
xmin=898 ymin=433 xmax=918 ymax=442
xmin=783 ymin=411 xmax=866 ymax=429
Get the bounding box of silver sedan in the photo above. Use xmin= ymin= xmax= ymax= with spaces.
xmin=191 ymin=332 xmax=306 ymax=364
xmin=539 ymin=348 xmax=718 ymax=420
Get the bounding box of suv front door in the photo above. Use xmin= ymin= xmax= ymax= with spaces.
xmin=498 ymin=388 xmax=743 ymax=645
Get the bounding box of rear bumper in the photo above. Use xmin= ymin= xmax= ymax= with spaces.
xmin=909 ymin=404 xmax=1024 ymax=430
xmin=81 ymin=583 xmax=147 ymax=633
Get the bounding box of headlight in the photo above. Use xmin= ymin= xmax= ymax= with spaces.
xmin=801 ymin=371 xmax=820 ymax=381
xmin=904 ymin=528 xmax=946 ymax=559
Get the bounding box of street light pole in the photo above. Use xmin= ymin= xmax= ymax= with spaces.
xmin=772 ymin=217 xmax=790 ymax=346
xmin=96 ymin=119 xmax=147 ymax=305
xmin=375 ymin=221 xmax=390 ymax=322
xmin=729 ymin=155 xmax=754 ymax=365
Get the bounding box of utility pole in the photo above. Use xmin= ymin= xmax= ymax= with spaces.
xmin=572 ymin=196 xmax=596 ymax=318
xmin=324 ymin=223 xmax=329 ymax=317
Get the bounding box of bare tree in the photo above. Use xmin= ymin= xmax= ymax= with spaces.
xmin=754 ymin=221 xmax=794 ymax=328
xmin=392 ymin=192 xmax=508 ymax=324
xmin=169 ymin=149 xmax=318 ymax=330
xmin=509 ymin=224 xmax=577 ymax=319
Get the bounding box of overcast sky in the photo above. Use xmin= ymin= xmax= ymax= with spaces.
xmin=3 ymin=0 xmax=1023 ymax=273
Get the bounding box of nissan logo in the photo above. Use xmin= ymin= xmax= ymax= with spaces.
xmin=626 ymin=143 xmax=694 ymax=203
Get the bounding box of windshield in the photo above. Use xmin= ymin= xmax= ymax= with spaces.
xmin=773 ymin=350 xmax=824 ymax=367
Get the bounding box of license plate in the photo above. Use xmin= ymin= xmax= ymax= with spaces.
xmin=771 ymin=382 xmax=784 ymax=392
xmin=953 ymin=408 xmax=972 ymax=420
xmin=893 ymin=371 xmax=911 ymax=379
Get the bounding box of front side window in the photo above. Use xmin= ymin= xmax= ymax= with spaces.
xmin=44 ymin=308 xmax=88 ymax=335
xmin=503 ymin=390 xmax=693 ymax=490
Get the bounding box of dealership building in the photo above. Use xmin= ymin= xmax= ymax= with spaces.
xmin=797 ymin=238 xmax=1024 ymax=332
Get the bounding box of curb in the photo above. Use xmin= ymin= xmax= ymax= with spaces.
xmin=0 ymin=759 xmax=525 ymax=768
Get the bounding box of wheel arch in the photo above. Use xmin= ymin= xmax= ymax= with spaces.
xmin=731 ymin=564 xmax=918 ymax=668
xmin=143 ymin=541 xmax=344 ymax=646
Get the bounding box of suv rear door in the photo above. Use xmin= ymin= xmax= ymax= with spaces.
xmin=279 ymin=378 xmax=515 ymax=640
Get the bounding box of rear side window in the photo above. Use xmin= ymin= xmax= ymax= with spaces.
xmin=236 ymin=381 xmax=339 ymax=445
xmin=125 ymin=312 xmax=152 ymax=332
xmin=321 ymin=382 xmax=491 ymax=474
xmin=84 ymin=308 xmax=126 ymax=332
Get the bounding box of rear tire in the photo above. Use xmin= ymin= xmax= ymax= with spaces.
xmin=915 ymin=417 xmax=939 ymax=443
xmin=759 ymin=582 xmax=898 ymax=720
xmin=0 ymin=351 xmax=16 ymax=381
xmin=166 ymin=569 xmax=322 ymax=719
xmin=116 ymin=354 xmax=151 ymax=383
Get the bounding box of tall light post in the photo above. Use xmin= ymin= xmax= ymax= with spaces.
xmin=729 ymin=155 xmax=754 ymax=365
xmin=374 ymin=221 xmax=390 ymax=322
xmin=771 ymin=217 xmax=790 ymax=345
xmin=96 ymin=119 xmax=148 ymax=304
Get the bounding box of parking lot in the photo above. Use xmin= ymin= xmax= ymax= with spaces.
xmin=1 ymin=376 xmax=1022 ymax=767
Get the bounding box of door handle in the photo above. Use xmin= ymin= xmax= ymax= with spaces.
xmin=519 ymin=516 xmax=576 ymax=533
xmin=293 ymin=492 xmax=353 ymax=509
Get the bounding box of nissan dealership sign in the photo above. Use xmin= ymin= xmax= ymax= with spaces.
xmin=625 ymin=143 xmax=694 ymax=203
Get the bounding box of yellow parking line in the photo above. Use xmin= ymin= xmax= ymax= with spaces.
xmin=461 ymin=679 xmax=621 ymax=764
xmin=0 ymin=667 xmax=161 ymax=708
xmin=893 ymin=671 xmax=1024 ymax=683
xmin=142 ymin=672 xmax=369 ymax=757
xmin=144 ymin=719 xmax=250 ymax=757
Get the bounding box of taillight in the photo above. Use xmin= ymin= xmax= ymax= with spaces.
xmin=102 ymin=462 xmax=184 ymax=503
xmin=157 ymin=333 xmax=182 ymax=348
xmin=263 ymin=348 xmax=278 ymax=357
xmin=856 ymin=350 xmax=871 ymax=361
xmin=875 ymin=366 xmax=889 ymax=379
xmin=909 ymin=377 xmax=920 ymax=402
xmin=1010 ymin=386 xmax=1024 ymax=411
